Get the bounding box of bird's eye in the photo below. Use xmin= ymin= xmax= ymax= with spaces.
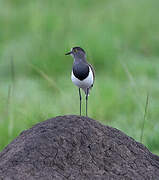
xmin=74 ymin=49 xmax=78 ymax=53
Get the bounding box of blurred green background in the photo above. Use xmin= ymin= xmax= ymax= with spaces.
xmin=0 ymin=0 xmax=159 ymax=154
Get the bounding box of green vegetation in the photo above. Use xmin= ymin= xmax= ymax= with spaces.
xmin=0 ymin=0 xmax=159 ymax=154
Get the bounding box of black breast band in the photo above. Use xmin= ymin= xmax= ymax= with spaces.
xmin=73 ymin=63 xmax=89 ymax=81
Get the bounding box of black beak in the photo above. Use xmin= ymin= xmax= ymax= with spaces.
xmin=65 ymin=51 xmax=72 ymax=55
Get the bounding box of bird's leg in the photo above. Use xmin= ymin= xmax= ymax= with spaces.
xmin=79 ymin=88 xmax=82 ymax=116
xmin=86 ymin=88 xmax=89 ymax=117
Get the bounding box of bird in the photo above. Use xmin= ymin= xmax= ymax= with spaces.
xmin=65 ymin=46 xmax=95 ymax=116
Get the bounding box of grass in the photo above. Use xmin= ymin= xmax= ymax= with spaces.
xmin=0 ymin=0 xmax=159 ymax=154
xmin=140 ymin=93 xmax=149 ymax=143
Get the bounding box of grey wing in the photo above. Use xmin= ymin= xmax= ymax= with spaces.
xmin=83 ymin=63 xmax=95 ymax=95
xmin=88 ymin=63 xmax=95 ymax=87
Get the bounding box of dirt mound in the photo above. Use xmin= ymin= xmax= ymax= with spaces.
xmin=0 ymin=115 xmax=159 ymax=180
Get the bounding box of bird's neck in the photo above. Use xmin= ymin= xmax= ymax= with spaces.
xmin=73 ymin=57 xmax=87 ymax=65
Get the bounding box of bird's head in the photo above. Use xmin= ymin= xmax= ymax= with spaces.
xmin=65 ymin=47 xmax=86 ymax=59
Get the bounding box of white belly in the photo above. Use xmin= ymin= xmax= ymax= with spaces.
xmin=71 ymin=67 xmax=93 ymax=89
